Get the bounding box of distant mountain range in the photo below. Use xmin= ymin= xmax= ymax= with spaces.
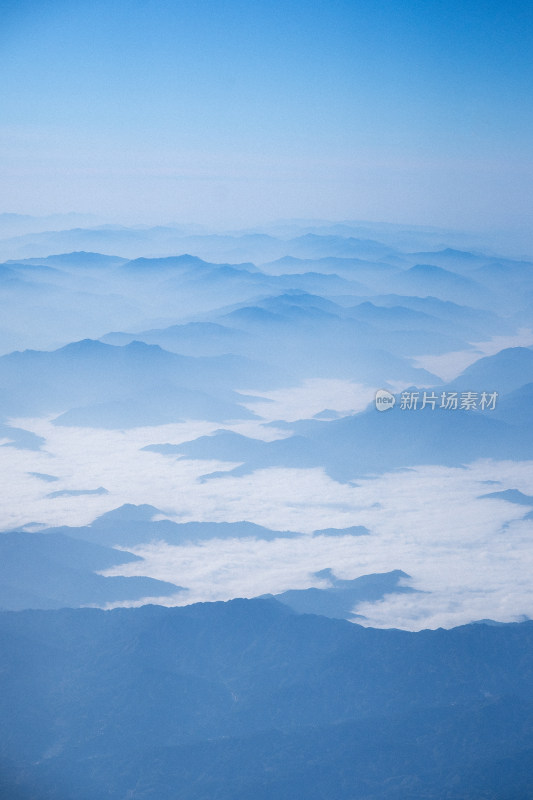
xmin=0 ymin=228 xmax=530 ymax=355
xmin=1 ymin=224 xmax=533 ymax=797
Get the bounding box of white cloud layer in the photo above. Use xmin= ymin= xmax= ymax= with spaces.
xmin=2 ymin=413 xmax=533 ymax=631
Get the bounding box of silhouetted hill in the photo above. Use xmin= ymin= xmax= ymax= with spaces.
xmin=101 ymin=320 xmax=251 ymax=357
xmin=214 ymin=292 xmax=443 ymax=380
xmin=8 ymin=251 xmax=128 ymax=268
xmin=312 ymin=524 xmax=370 ymax=536
xmin=43 ymin=503 xmax=300 ymax=547
xmin=389 ymin=263 xmax=494 ymax=307
xmin=479 ymin=489 xmax=533 ymax=506
xmin=0 ymin=339 xmax=264 ymax=424
xmin=0 ymin=531 xmax=183 ymax=609
xmin=447 ymin=347 xmax=533 ymax=394
xmin=365 ymin=293 xmax=509 ymax=339
xmin=262 ymin=569 xmax=416 ymax=620
xmin=0 ymin=423 xmax=44 ymax=450
xmin=408 ymin=248 xmax=488 ymax=271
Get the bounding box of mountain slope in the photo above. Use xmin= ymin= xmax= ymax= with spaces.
xmin=0 ymin=601 xmax=532 ymax=799
xmin=0 ymin=531 xmax=183 ymax=609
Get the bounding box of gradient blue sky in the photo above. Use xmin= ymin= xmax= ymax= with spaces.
xmin=1 ymin=0 xmax=532 ymax=236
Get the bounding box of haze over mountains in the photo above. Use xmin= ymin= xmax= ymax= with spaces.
xmin=1 ymin=217 xmax=532 ymax=630
xmin=0 ymin=220 xmax=524 ymax=355
xmin=1 ymin=216 xmax=533 ymax=798
xmin=5 ymin=0 xmax=533 ymax=786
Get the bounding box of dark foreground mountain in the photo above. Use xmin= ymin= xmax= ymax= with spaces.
xmin=1 ymin=600 xmax=532 ymax=799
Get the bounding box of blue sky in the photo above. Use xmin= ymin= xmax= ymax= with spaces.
xmin=1 ymin=0 xmax=532 ymax=237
